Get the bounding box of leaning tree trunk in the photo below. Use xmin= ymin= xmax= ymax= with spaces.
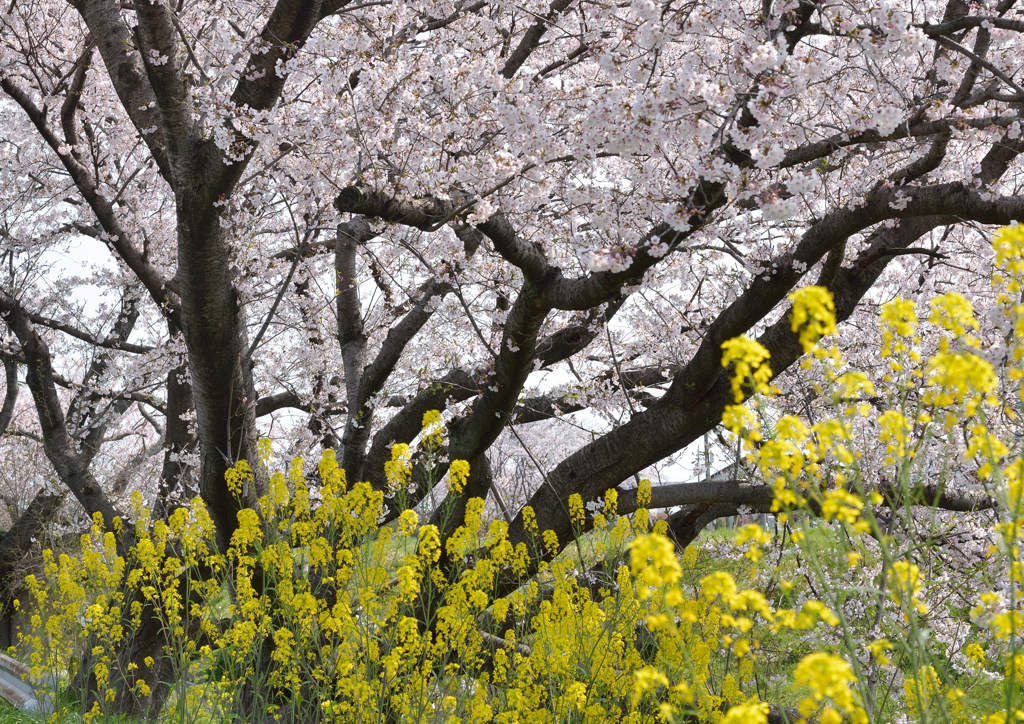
xmin=0 ymin=490 xmax=63 ymax=650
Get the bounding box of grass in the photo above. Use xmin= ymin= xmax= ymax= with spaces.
xmin=0 ymin=700 xmax=39 ymax=724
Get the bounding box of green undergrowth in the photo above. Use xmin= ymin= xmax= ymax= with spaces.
xmin=0 ymin=701 xmax=37 ymax=724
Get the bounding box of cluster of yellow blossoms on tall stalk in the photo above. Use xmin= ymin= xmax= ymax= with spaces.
xmin=14 ymin=225 xmax=1024 ymax=723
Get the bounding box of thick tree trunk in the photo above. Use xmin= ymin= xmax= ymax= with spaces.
xmin=176 ymin=199 xmax=264 ymax=551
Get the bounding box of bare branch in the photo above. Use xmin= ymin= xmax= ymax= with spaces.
xmin=67 ymin=0 xmax=173 ymax=182
xmin=932 ymin=34 xmax=1024 ymax=99
xmin=0 ymin=76 xmax=180 ymax=327
xmin=0 ymin=295 xmax=128 ymax=537
xmin=22 ymin=309 xmax=154 ymax=354
xmin=919 ymin=16 xmax=1024 ymax=35
xmin=255 ymin=390 xmax=310 ymax=417
xmin=500 ymin=0 xmax=574 ymax=79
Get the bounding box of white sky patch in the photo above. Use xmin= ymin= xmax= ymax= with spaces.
xmin=37 ymin=234 xmax=119 ymax=319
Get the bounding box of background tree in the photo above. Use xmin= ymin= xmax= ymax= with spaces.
xmin=1 ymin=0 xmax=1023 ymax=715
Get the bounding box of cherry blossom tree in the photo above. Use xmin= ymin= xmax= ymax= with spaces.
xmin=2 ymin=0 xmax=1024 ymax=715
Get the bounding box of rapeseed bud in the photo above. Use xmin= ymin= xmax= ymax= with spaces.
xmin=637 ymin=478 xmax=652 ymax=507
xmin=417 ymin=524 xmax=442 ymax=564
xmin=604 ymin=488 xmax=618 ymax=515
xmin=398 ymin=509 xmax=419 ymax=535
xmin=542 ymin=529 xmax=559 ymax=555
xmin=568 ymin=493 xmax=585 ymax=527
xmin=522 ymin=505 xmax=538 ymax=535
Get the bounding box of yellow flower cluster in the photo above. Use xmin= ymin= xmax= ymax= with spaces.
xmin=928 ymin=292 xmax=978 ymax=337
xmin=733 ymin=523 xmax=772 ymax=561
xmin=629 ymin=534 xmax=681 ymax=597
xmin=793 ymin=652 xmax=866 ymax=724
xmin=992 ymin=224 xmax=1024 ymax=283
xmin=709 ymin=229 xmax=1024 ymax=724
xmin=421 ymin=409 xmax=445 ymax=448
xmin=790 ymin=285 xmax=837 ymax=354
xmin=224 ymin=459 xmax=253 ymax=497
xmin=721 ymin=337 xmax=772 ymax=403
xmin=878 ymin=409 xmax=912 ymax=463
xmin=923 ymin=350 xmax=997 ymax=418
xmin=880 ymin=297 xmax=919 ymax=358
xmin=568 ymin=493 xmax=585 ymax=528
xmin=384 ymin=442 xmax=412 ymax=492
xmin=448 ymin=458 xmax=470 ymax=493
xmin=889 ymin=560 xmax=928 ymax=617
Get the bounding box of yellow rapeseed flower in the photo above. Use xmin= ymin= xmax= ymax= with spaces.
xmin=568 ymin=493 xmax=585 ymax=527
xmin=636 ymin=478 xmax=651 ymax=508
xmin=630 ymin=534 xmax=682 ymax=598
xmin=421 ymin=409 xmax=444 ymax=448
xmin=993 ymin=224 xmax=1024 ymax=281
xmin=542 ymin=529 xmax=559 ymax=555
xmin=224 ymin=459 xmax=253 ymax=497
xmin=789 ymin=286 xmax=837 ymax=353
xmin=890 ymin=560 xmax=928 ymax=616
xmin=449 ymin=459 xmax=470 ymax=493
xmin=879 ymin=297 xmax=917 ymax=357
xmin=522 ymin=505 xmax=538 ymax=535
xmin=924 ymin=350 xmax=997 ymax=418
xmin=385 ymin=443 xmax=413 ymax=492
xmin=929 ymin=292 xmax=978 ymax=336
xmin=721 ymin=336 xmax=772 ymax=403
xmin=722 ymin=700 xmax=769 ymax=724
xmin=793 ymin=652 xmax=861 ymax=716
